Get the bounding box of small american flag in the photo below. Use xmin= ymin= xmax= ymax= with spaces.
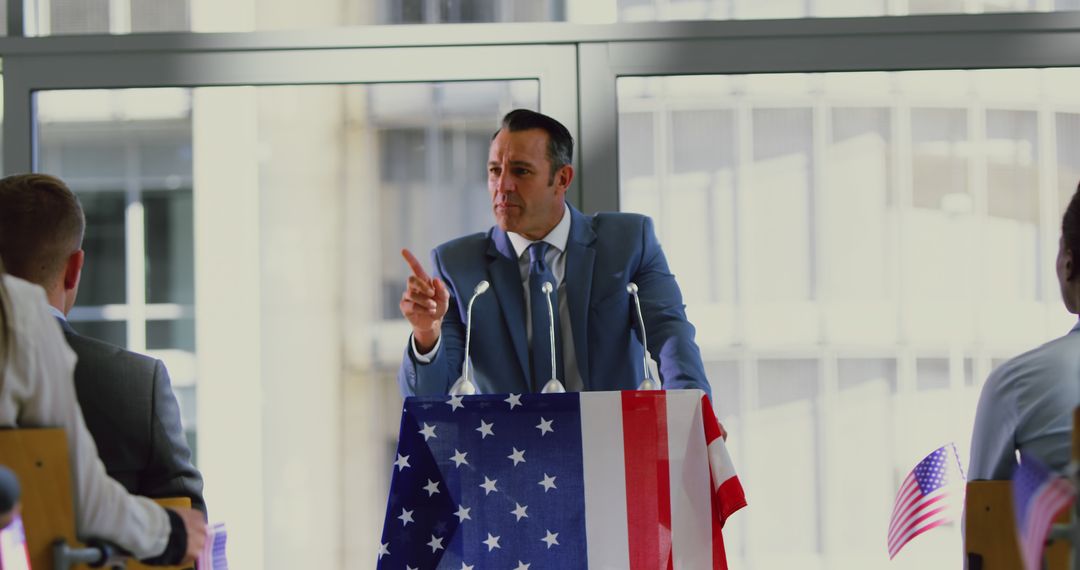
xmin=1011 ymin=452 xmax=1076 ymax=570
xmin=378 ymin=389 xmax=745 ymax=569
xmin=196 ymin=522 xmax=228 ymax=570
xmin=887 ymin=444 xmax=963 ymax=559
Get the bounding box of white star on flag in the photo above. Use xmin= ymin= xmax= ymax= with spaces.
xmin=508 ymin=447 xmax=526 ymax=466
xmin=454 ymin=504 xmax=471 ymax=522
xmin=536 ymin=417 xmax=554 ymax=436
xmin=483 ymin=533 xmax=501 ymax=551
xmin=397 ymin=508 xmax=414 ymax=526
xmin=418 ymin=423 xmax=437 ymax=441
xmin=538 ymin=473 xmax=557 ymax=492
xmin=511 ymin=502 xmax=529 ymax=521
xmin=423 ymin=479 xmax=440 ymax=496
xmin=479 ymin=476 xmax=498 ymax=495
xmin=504 ymin=393 xmax=522 ymax=409
xmin=427 ymin=534 xmax=444 ymax=553
xmin=476 ymin=419 xmax=495 ymax=439
xmin=447 ymin=395 xmax=464 ymax=411
xmin=541 ymin=530 xmax=559 ymax=549
xmin=393 ymin=454 xmax=410 ymax=471
xmin=460 ymin=563 xmax=474 ymax=570
xmin=450 ymin=449 xmax=469 ymax=467
xmin=377 ymin=542 xmax=389 ymax=559
xmin=513 ymin=562 xmax=530 ymax=570
xmin=406 ymin=566 xmax=417 ymax=570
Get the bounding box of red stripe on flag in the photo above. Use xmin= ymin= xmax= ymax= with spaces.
xmin=622 ymin=391 xmax=673 ymax=570
xmin=888 ymin=494 xmax=948 ymax=547
xmin=888 ymin=502 xmax=950 ymax=557
xmin=701 ymin=394 xmax=723 ymax=446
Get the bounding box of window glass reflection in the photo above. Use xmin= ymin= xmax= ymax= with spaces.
xmin=73 ymin=190 xmax=127 ymax=305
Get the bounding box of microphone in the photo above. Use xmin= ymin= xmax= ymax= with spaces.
xmin=539 ymin=281 xmax=565 ymax=394
xmin=449 ymin=280 xmax=490 ymax=396
xmin=627 ymin=282 xmax=660 ymax=390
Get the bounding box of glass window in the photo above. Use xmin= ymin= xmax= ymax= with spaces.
xmin=1059 ymin=112 xmax=1080 ymax=211
xmin=827 ymin=107 xmax=892 ymax=301
xmin=617 ymin=67 xmax=1080 ymax=569
xmin=916 ymin=357 xmax=951 ymax=390
xmin=26 ymin=0 xmax=570 ymax=35
xmin=615 ymin=0 xmax=1075 ymax=21
xmin=751 ymin=358 xmax=820 ymax=562
xmin=36 ymin=79 xmax=538 ymax=570
xmin=986 ymin=110 xmax=1041 ymax=302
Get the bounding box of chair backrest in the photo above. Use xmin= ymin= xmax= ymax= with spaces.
xmin=0 ymin=428 xmax=195 ymax=570
xmin=963 ymin=406 xmax=1080 ymax=569
xmin=0 ymin=428 xmax=81 ymax=570
xmin=964 ymin=480 xmax=1071 ymax=569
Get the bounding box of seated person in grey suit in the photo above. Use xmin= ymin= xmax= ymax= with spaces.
xmin=969 ymin=179 xmax=1080 ymax=479
xmin=0 ymin=173 xmax=206 ymax=516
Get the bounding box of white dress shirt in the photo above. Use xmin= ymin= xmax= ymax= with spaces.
xmin=414 ymin=206 xmax=583 ymax=391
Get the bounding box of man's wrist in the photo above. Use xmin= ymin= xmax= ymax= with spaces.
xmin=141 ymin=507 xmax=186 ymax=565
xmin=413 ymin=329 xmax=440 ymax=353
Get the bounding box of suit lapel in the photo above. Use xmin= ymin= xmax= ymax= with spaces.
xmin=565 ymin=206 xmax=597 ymax=390
xmin=487 ymin=227 xmax=531 ymax=388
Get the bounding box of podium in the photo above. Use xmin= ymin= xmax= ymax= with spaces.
xmin=377 ymin=389 xmax=745 ymax=569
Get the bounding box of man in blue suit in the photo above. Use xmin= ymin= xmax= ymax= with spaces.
xmin=398 ymin=109 xmax=713 ymax=403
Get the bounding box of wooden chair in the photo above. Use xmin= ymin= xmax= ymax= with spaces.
xmin=965 ymin=480 xmax=1070 ymax=569
xmin=0 ymin=428 xmax=192 ymax=570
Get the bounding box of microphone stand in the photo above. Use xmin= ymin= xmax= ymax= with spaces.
xmin=627 ymin=282 xmax=660 ymax=390
xmin=448 ymin=280 xmax=489 ymax=396
xmin=539 ymin=281 xmax=566 ymax=394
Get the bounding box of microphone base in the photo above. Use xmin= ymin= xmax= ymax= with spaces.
xmin=637 ymin=377 xmax=661 ymax=391
xmin=540 ymin=379 xmax=566 ymax=394
xmin=449 ymin=374 xmax=478 ymax=396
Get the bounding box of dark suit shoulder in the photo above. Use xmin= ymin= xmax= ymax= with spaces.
xmin=435 ymin=231 xmax=489 ymax=255
xmin=585 ymin=211 xmax=651 ymax=247
xmin=434 ymin=231 xmax=492 ymax=268
xmin=64 ymin=330 xmax=160 ymax=374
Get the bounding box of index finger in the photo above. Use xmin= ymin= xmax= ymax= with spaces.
xmin=401 ymin=248 xmax=431 ymax=281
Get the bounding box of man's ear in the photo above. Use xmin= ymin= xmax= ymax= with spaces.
xmin=555 ymin=164 xmax=574 ymax=192
xmin=63 ymin=249 xmax=84 ymax=292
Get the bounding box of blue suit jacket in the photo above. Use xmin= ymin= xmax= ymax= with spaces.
xmin=398 ymin=205 xmax=711 ymax=398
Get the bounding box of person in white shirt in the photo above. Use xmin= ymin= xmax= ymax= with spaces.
xmin=0 ymin=268 xmax=206 ymax=564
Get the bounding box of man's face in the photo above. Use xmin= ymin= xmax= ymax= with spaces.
xmin=488 ymin=128 xmax=571 ymax=241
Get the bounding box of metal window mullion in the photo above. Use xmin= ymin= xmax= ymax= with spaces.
xmin=733 ymin=84 xmax=751 ymax=343
xmin=1037 ymin=95 xmax=1058 ymax=315
xmin=124 ymin=134 xmax=147 ymax=352
xmin=812 ymin=77 xmax=828 ymax=342
xmin=819 ymin=348 xmax=838 ymax=561
xmin=110 ymin=0 xmax=131 ymax=34
xmin=970 ymin=94 xmax=988 ymax=348
xmin=894 ymin=92 xmax=912 ymax=347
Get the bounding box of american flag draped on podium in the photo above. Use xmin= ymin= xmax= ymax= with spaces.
xmin=377 ymin=389 xmax=746 ymax=569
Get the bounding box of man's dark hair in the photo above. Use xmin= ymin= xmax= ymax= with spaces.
xmin=0 ymin=173 xmax=85 ymax=287
xmin=495 ymin=109 xmax=574 ymax=182
xmin=1064 ymin=180 xmax=1080 ymax=280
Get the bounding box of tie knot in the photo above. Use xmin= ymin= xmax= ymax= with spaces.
xmin=528 ymin=241 xmax=550 ymax=269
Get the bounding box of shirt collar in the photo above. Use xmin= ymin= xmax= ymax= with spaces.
xmin=507 ymin=204 xmax=571 ymax=260
xmin=48 ymin=304 xmax=67 ymax=322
